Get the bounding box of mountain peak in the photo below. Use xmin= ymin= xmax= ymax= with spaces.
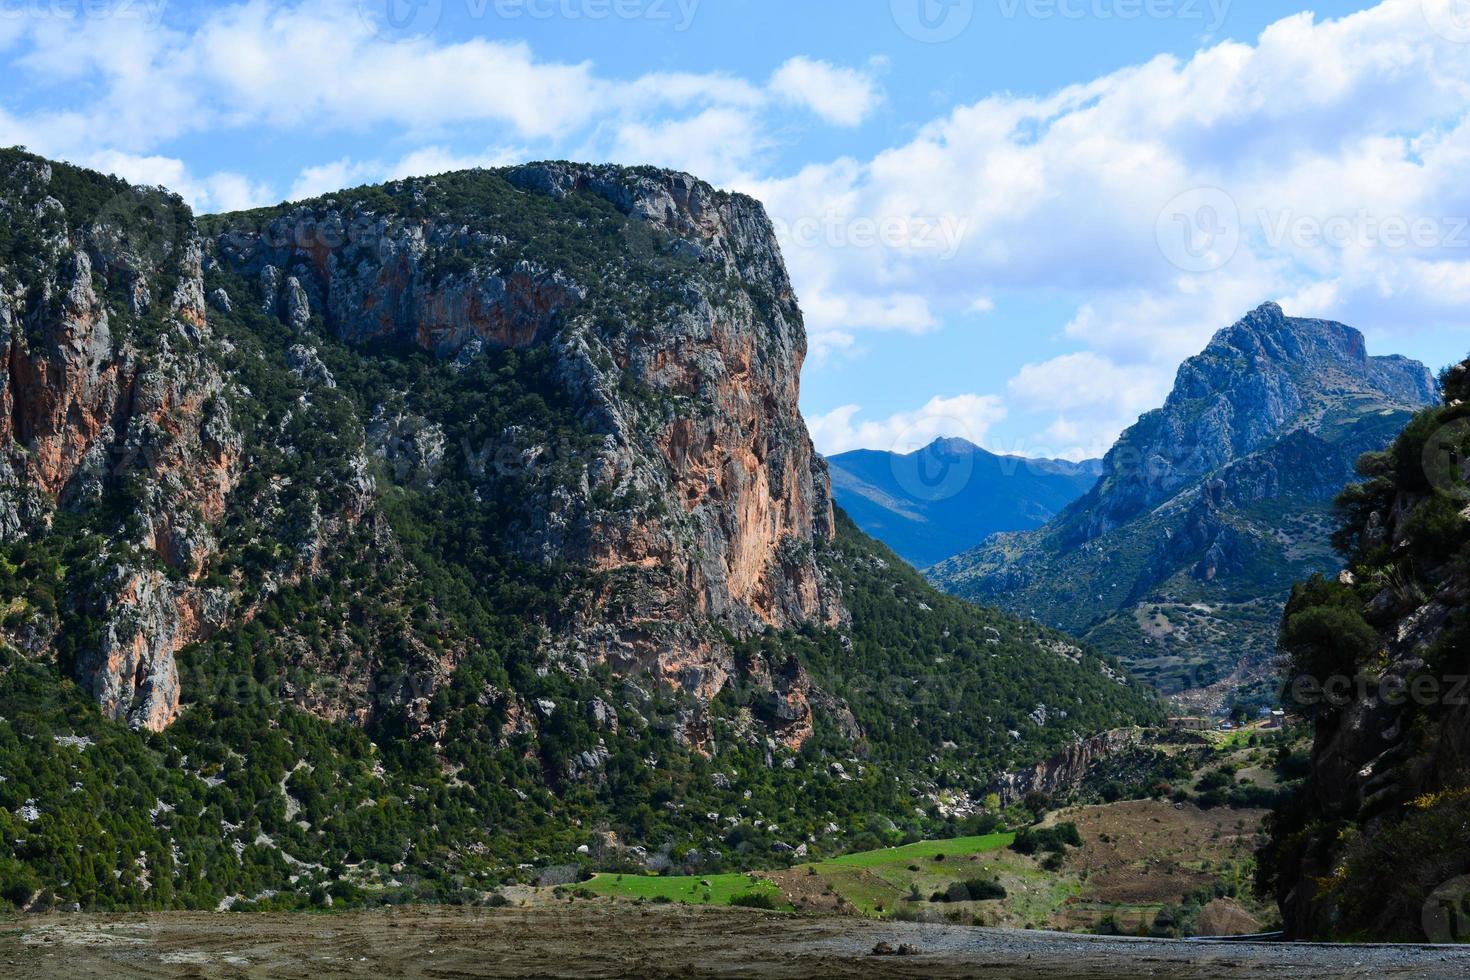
xmin=917 ymin=435 xmax=982 ymax=457
xmin=930 ymin=303 xmax=1437 ymax=702
xmin=1202 ymin=302 xmax=1365 ymax=370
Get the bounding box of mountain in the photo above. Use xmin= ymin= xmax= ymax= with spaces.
xmin=930 ymin=303 xmax=1437 ymax=709
xmin=827 ymin=438 xmax=1100 ymax=567
xmin=0 ymin=149 xmax=1159 ymax=911
xmin=1260 ymin=357 xmax=1470 ymax=940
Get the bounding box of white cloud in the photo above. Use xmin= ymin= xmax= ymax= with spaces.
xmin=773 ymin=1 xmax=1470 ymax=449
xmin=80 ymin=150 xmax=275 ymax=212
xmin=605 ymin=108 xmax=771 ymax=188
xmin=1005 ymin=351 xmax=1169 ymax=457
xmin=1007 ymin=352 xmax=1164 ymax=414
xmin=0 ymin=0 xmax=876 ymax=187
xmin=808 ymin=394 xmax=1007 ymax=456
xmin=769 ymin=57 xmax=882 ymax=127
xmin=288 ymin=158 xmax=380 ymax=203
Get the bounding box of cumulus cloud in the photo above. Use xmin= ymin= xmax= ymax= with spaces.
xmin=286 ymin=145 xmax=527 ymax=202
xmin=604 ymin=108 xmax=772 ymax=188
xmin=0 ymin=0 xmax=876 ymax=194
xmin=1006 ymin=351 xmax=1169 ymax=456
xmin=80 ymin=150 xmax=274 ymax=212
xmin=769 ymin=57 xmax=882 ymax=127
xmin=808 ymin=394 xmax=1007 ymax=456
xmin=761 ymin=1 xmax=1470 ymax=450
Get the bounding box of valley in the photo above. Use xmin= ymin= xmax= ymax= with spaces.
xmin=0 ymin=80 xmax=1465 ymax=959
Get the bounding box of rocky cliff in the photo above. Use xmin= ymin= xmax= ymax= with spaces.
xmin=201 ymin=161 xmax=843 ymax=741
xmin=991 ymin=727 xmax=1142 ymax=805
xmin=931 ymin=303 xmax=1436 ymax=708
xmin=1262 ymin=356 xmax=1470 ymax=940
xmin=0 ymin=152 xmax=842 ymax=742
xmin=0 ymin=153 xmax=239 ymax=730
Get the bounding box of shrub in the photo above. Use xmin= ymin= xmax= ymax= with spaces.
xmin=963 ymin=877 xmax=1007 ymax=901
xmin=1010 ymin=822 xmax=1081 ymax=855
xmin=1281 ymin=575 xmax=1378 ymax=689
xmin=929 ymin=878 xmax=1007 ymax=902
xmin=729 ymin=892 xmax=777 ymax=910
xmin=959 ymin=811 xmax=1003 ymax=836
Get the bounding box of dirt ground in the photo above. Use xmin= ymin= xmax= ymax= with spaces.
xmin=4 ymin=905 xmax=1469 ymax=979
xmin=1044 ymin=799 xmax=1271 ymax=931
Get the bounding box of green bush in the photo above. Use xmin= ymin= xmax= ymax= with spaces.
xmin=1010 ymin=822 xmax=1081 ymax=855
xmin=1281 ymin=575 xmax=1378 ymax=688
xmin=963 ymin=877 xmax=1007 ymax=901
xmin=929 ymin=877 xmax=1006 ymax=902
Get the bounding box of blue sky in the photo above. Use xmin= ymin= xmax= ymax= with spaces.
xmin=4 ymin=0 xmax=1470 ymax=459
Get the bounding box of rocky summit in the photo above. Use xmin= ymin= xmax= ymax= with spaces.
xmin=930 ymin=302 xmax=1436 ymax=709
xmin=0 ymin=149 xmax=1158 ymax=911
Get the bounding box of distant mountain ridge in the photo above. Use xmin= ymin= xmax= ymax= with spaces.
xmin=827 ymin=438 xmax=1100 ymax=567
xmin=930 ymin=303 xmax=1437 ymax=708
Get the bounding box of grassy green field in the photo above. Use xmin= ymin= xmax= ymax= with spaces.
xmin=580 ymin=871 xmax=786 ymax=907
xmin=813 ymin=832 xmax=1012 ymax=869
xmin=578 ymin=833 xmax=1017 ymax=919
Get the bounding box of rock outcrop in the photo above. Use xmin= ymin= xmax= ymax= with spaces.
xmin=1265 ymin=357 xmax=1470 ymax=939
xmin=991 ymin=727 xmax=1142 ymax=804
xmin=0 ymin=153 xmax=240 ymax=729
xmin=204 ymin=162 xmax=843 ymax=740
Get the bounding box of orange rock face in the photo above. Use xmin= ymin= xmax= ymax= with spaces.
xmin=4 ymin=156 xmax=849 ymax=749
xmin=209 ymin=163 xmax=848 ymax=747
xmin=0 ymin=162 xmax=241 ymax=731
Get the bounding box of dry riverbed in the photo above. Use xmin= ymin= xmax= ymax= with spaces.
xmin=4 ymin=905 xmax=1469 ymax=979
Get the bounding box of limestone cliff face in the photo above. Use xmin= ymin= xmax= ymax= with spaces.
xmin=1070 ymin=303 xmax=1434 ymax=544
xmin=0 ymin=154 xmax=240 ymax=730
xmin=991 ymin=727 xmax=1141 ymax=805
xmin=0 ymin=152 xmax=843 ymax=744
xmin=206 ymin=163 xmax=842 ymax=732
